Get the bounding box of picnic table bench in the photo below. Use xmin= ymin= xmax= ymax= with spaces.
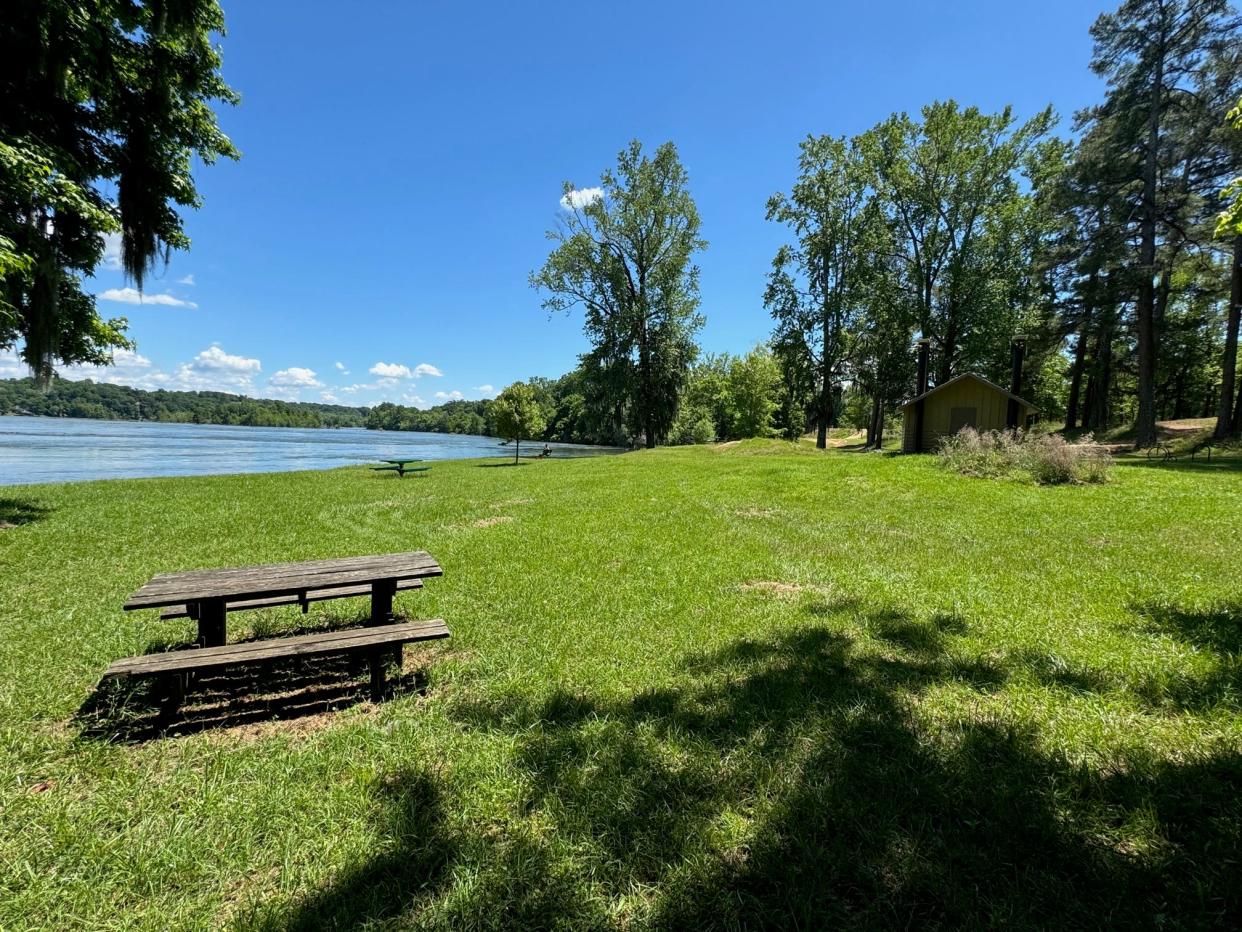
xmin=371 ymin=458 xmax=430 ymax=477
xmin=111 ymin=551 xmax=449 ymax=715
xmin=106 ymin=621 xmax=449 ymax=703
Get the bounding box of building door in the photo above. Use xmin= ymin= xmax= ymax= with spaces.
xmin=949 ymin=406 xmax=978 ymax=434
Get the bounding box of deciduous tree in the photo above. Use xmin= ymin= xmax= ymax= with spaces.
xmin=532 ymin=141 xmax=705 ymax=448
xmin=492 ymin=382 xmax=547 ymax=463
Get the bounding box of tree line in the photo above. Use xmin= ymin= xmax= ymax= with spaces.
xmin=0 ymin=378 xmax=366 ymax=429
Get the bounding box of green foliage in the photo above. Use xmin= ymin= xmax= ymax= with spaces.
xmin=0 ymin=1 xmax=238 ymax=385
xmin=672 ymin=348 xmax=784 ymax=444
xmin=1219 ymin=97 xmax=1242 ymax=237
xmin=0 ymin=377 xmax=366 ymax=428
xmin=1084 ymin=0 xmax=1240 ymax=444
xmin=366 ymin=400 xmax=490 ymax=436
xmin=766 ymin=135 xmax=874 ymax=445
xmin=860 ymin=101 xmax=1055 ymax=385
xmin=532 ymin=141 xmax=705 ymax=447
xmin=492 ymin=382 xmax=547 ymax=461
xmin=727 ymin=345 xmax=781 ymax=439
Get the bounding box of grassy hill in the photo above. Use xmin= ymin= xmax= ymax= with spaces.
xmin=1 ymin=445 xmax=1240 ymax=928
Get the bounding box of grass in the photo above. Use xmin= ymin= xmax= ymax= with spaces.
xmin=1 ymin=442 xmax=1240 ymax=929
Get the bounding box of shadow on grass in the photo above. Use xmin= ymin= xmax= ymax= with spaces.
xmin=1115 ymin=455 xmax=1242 ymax=474
xmin=1136 ymin=600 xmax=1242 ymax=654
xmin=0 ymin=496 xmax=52 ymax=527
xmin=261 ymin=604 xmax=1242 ymax=928
xmin=474 ymin=461 xmax=530 ymax=468
xmin=266 ymin=769 xmax=458 ymax=931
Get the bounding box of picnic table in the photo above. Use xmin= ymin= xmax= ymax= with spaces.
xmin=371 ymin=458 xmax=430 ymax=478
xmin=123 ymin=551 xmax=444 ymax=647
xmin=112 ymin=551 xmax=449 ymax=708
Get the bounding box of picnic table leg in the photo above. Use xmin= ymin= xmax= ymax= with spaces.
xmin=369 ymin=647 xmax=387 ymax=701
xmin=369 ymin=579 xmax=402 ymax=666
xmin=370 ymin=579 xmax=397 ymax=625
xmin=197 ymin=598 xmax=226 ymax=647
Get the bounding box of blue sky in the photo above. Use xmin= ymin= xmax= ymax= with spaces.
xmin=18 ymin=0 xmax=1110 ymax=408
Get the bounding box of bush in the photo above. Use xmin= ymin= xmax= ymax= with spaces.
xmin=937 ymin=428 xmax=1112 ymax=485
xmin=670 ymin=404 xmax=717 ymax=445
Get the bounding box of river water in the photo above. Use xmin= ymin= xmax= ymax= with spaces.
xmin=0 ymin=416 xmax=617 ymax=486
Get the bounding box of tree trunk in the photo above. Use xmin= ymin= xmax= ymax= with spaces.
xmin=937 ymin=316 xmax=958 ymax=386
xmin=1065 ymin=278 xmax=1095 ymax=431
xmin=514 ymin=438 xmax=520 ymax=464
xmin=870 ymin=393 xmax=883 ymax=450
xmin=1215 ymin=235 xmax=1241 ymax=439
xmin=1086 ymin=308 xmax=1114 ymax=432
xmin=637 ymin=315 xmax=656 ymax=449
xmin=816 ymin=301 xmax=831 ymax=449
xmin=1133 ymin=41 xmax=1164 ymax=448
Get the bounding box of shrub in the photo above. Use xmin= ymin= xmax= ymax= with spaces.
xmin=669 ymin=404 xmax=717 ymax=445
xmin=937 ymin=427 xmax=1112 ymax=485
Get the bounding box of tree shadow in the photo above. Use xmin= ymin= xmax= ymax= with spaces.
xmin=245 ymin=769 xmax=457 ymax=931
xmin=1117 ymin=600 xmax=1242 ymax=712
xmin=1135 ymin=600 xmax=1242 ymax=655
xmin=256 ymin=605 xmax=1242 ymax=927
xmin=474 ymin=461 xmax=530 ymax=468
xmin=0 ymin=496 xmax=52 ymax=527
xmin=1115 ymin=456 xmax=1242 ymax=474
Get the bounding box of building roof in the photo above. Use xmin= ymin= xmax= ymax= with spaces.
xmin=899 ymin=372 xmax=1041 ymax=412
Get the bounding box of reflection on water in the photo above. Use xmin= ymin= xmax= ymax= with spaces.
xmin=0 ymin=416 xmax=621 ymax=486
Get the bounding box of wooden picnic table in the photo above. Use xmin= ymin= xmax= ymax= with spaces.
xmin=123 ymin=551 xmax=443 ymax=647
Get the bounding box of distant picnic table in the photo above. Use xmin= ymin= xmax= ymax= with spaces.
xmin=113 ymin=552 xmax=449 ymax=708
xmin=371 ymin=458 xmax=430 ymax=477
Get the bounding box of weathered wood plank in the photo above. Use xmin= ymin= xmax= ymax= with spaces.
xmin=158 ymin=578 xmax=424 ymax=620
xmin=124 ymin=551 xmax=443 ymax=609
xmin=105 ymin=620 xmax=449 ymax=677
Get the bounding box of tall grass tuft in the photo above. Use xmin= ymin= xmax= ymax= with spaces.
xmin=938 ymin=427 xmax=1113 ymax=484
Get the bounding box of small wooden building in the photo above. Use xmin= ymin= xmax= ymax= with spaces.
xmin=900 ymin=373 xmax=1039 ymax=454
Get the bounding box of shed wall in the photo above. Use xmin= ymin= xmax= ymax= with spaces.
xmin=901 ymin=378 xmax=1035 ymax=453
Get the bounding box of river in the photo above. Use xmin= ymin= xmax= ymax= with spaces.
xmin=0 ymin=416 xmax=619 ymax=486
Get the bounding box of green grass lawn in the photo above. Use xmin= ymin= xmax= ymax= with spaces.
xmin=2 ymin=444 xmax=1240 ymax=929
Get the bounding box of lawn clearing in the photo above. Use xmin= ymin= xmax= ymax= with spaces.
xmin=1 ymin=444 xmax=1240 ymax=928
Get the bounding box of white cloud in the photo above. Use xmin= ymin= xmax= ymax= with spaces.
xmin=100 ymin=232 xmax=122 ymax=270
xmin=177 ymin=274 xmax=195 ymax=286
xmin=269 ymin=367 xmax=323 ymax=388
xmin=403 ymin=393 xmax=430 ymax=409
xmin=99 ymin=287 xmax=198 ymax=309
xmin=111 ymin=348 xmax=153 ymax=369
xmin=0 ymin=350 xmax=25 ymax=379
xmin=189 ymin=345 xmax=261 ymax=374
xmin=560 ymin=186 xmax=603 ymax=210
xmin=334 ymin=361 xmax=349 ymax=374
xmin=59 ymin=347 xmax=155 ymax=384
xmin=320 ymin=391 xmax=340 ymax=404
xmin=8 ymin=342 xmax=277 ymax=396
xmin=369 ymin=361 xmax=413 ymax=379
xmin=369 ymin=361 xmax=442 ymax=379
xmin=473 ymin=384 xmax=496 ymax=397
xmin=434 ymin=390 xmax=465 ymax=401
